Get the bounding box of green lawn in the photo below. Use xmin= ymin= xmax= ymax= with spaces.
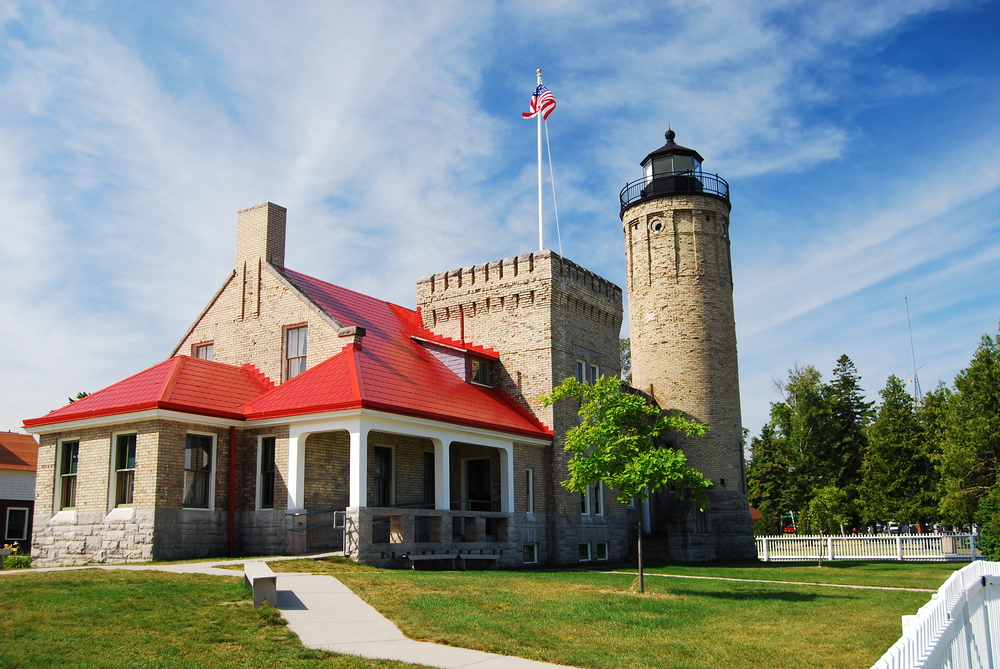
xmin=270 ymin=558 xmax=948 ymax=669
xmin=0 ymin=569 xmax=423 ymax=669
xmin=639 ymin=559 xmax=963 ymax=590
xmin=1 ymin=559 xmax=958 ymax=669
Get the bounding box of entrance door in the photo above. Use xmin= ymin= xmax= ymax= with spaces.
xmin=373 ymin=447 xmax=392 ymax=507
xmin=467 ymin=458 xmax=491 ymax=511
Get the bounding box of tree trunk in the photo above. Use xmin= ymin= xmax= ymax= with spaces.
xmin=637 ymin=506 xmax=645 ymax=593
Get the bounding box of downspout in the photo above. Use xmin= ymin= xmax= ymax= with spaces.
xmin=229 ymin=425 xmax=236 ymax=556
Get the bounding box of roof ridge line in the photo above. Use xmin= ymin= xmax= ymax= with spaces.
xmin=158 ymin=357 xmax=185 ymax=403
xmin=347 ymin=344 xmax=366 ymax=401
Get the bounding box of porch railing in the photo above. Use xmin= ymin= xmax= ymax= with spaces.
xmin=757 ymin=534 xmax=979 ymax=562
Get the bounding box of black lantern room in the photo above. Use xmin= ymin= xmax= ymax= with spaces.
xmin=620 ymin=129 xmax=729 ymax=213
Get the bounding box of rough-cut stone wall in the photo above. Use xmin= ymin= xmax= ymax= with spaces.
xmin=622 ymin=192 xmax=755 ymax=560
xmin=416 ymin=250 xmax=629 ymax=564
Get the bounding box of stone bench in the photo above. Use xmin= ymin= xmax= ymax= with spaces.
xmin=400 ymin=553 xmax=458 ymax=570
xmin=244 ymin=561 xmax=277 ymax=608
xmin=456 ymin=554 xmax=499 ymax=570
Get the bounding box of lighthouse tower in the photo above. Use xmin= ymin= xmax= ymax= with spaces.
xmin=620 ymin=130 xmax=755 ymax=560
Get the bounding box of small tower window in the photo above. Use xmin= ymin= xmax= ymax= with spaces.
xmin=649 ymin=219 xmax=664 ymax=233
xmin=471 ymin=357 xmax=491 ymax=386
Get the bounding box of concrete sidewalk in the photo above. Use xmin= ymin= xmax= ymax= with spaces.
xmin=4 ymin=556 xmax=574 ymax=669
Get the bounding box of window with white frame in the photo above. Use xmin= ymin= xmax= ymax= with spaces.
xmin=258 ymin=436 xmax=276 ymax=509
xmin=523 ymin=543 xmax=538 ymax=564
xmin=575 ymin=360 xmax=599 ymax=384
xmin=5 ymin=507 xmax=28 ymax=541
xmin=578 ymin=542 xmax=591 ymax=562
xmin=284 ymin=325 xmax=308 ymax=380
xmin=183 ymin=434 xmax=214 ymax=509
xmin=114 ymin=434 xmax=137 ymax=507
xmin=192 ymin=342 xmax=214 ymax=360
xmin=525 ymin=468 xmax=534 ymax=514
xmin=58 ymin=440 xmax=79 ymax=510
xmin=592 ymin=482 xmax=604 ymax=516
xmin=595 ymin=542 xmax=609 ymax=561
xmin=589 ymin=363 xmax=599 ymax=383
xmin=580 ymin=486 xmax=590 ymax=514
xmin=575 ymin=360 xmax=586 ymax=383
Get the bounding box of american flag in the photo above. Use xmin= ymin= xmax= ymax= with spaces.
xmin=522 ymin=85 xmax=557 ymax=120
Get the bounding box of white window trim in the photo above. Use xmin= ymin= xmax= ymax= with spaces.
xmin=55 ymin=439 xmax=80 ymax=512
xmin=525 ymin=468 xmax=534 ymax=514
xmin=191 ymin=341 xmax=214 ymax=360
xmin=580 ymin=486 xmax=591 ymax=515
xmin=523 ymin=542 xmax=538 ymax=564
xmin=5 ymin=507 xmax=29 ymax=541
xmin=283 ymin=323 xmax=308 ymax=382
xmin=594 ymin=481 xmax=605 ymax=516
xmin=109 ymin=431 xmax=137 ymax=511
xmin=575 ymin=359 xmax=586 ymax=383
xmin=589 ymin=363 xmax=599 ymax=383
xmin=257 ymin=435 xmax=277 ymax=510
xmin=578 ymin=542 xmax=592 ymax=562
xmin=183 ymin=431 xmax=217 ymax=511
xmin=469 ymin=357 xmax=492 ymax=387
xmin=595 ymin=541 xmax=609 ymax=561
xmin=373 ymin=444 xmax=395 ymax=507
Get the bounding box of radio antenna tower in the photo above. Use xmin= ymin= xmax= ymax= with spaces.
xmin=905 ymin=296 xmax=922 ymax=401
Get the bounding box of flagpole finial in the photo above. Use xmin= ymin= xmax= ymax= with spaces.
xmin=537 ymin=69 xmax=542 ymax=74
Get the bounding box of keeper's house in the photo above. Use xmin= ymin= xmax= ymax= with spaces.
xmin=0 ymin=432 xmax=38 ymax=548
xmin=24 ymin=202 xmax=627 ymax=567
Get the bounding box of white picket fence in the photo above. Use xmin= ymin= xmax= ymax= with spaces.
xmin=757 ymin=534 xmax=978 ymax=562
xmin=872 ymin=560 xmax=1000 ymax=669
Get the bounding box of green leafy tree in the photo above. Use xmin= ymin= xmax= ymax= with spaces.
xmin=540 ymin=375 xmax=709 ymax=593
xmin=746 ymin=422 xmax=790 ymax=535
xmin=859 ymin=375 xmax=938 ymax=526
xmin=68 ymin=391 xmax=89 ymax=404
xmin=976 ymin=488 xmax=1000 ymax=560
xmin=620 ymin=338 xmax=632 ymax=384
xmin=938 ymin=335 xmax=1000 ymax=523
xmin=803 ymin=485 xmax=851 ymax=566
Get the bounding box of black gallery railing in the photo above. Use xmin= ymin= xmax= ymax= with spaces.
xmin=620 ymin=172 xmax=730 ymax=212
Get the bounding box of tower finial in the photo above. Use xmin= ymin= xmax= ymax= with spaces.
xmin=665 ymin=128 xmax=676 ymax=143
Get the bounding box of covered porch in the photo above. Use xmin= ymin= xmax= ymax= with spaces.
xmin=273 ymin=409 xmax=548 ymax=567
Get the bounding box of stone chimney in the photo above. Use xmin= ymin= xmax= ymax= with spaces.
xmin=236 ymin=202 xmax=286 ymax=270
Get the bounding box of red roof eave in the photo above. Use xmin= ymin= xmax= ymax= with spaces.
xmin=23 ymin=400 xmax=248 ymax=428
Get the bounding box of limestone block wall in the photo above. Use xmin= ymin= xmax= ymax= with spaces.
xmin=417 ymin=250 xmax=630 ymax=564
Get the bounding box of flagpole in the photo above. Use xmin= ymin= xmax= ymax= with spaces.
xmin=536 ymin=69 xmax=544 ymax=251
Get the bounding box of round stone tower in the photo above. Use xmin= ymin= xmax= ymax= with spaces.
xmin=620 ymin=129 xmax=755 ymax=560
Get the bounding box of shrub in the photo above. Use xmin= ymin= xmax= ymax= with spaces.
xmin=3 ymin=542 xmax=32 ymax=569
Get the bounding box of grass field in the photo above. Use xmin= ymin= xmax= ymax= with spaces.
xmin=0 ymin=569 xmax=422 ymax=669
xmin=267 ymin=558 xmax=958 ymax=669
xmin=0 ymin=558 xmax=961 ymax=669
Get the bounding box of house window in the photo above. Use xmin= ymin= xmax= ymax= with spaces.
xmin=523 ymin=543 xmax=538 ymax=564
xmin=580 ymin=486 xmax=590 ymax=514
xmin=589 ymin=363 xmax=599 ymax=383
xmin=5 ymin=507 xmax=28 ymax=541
xmin=184 ymin=434 xmax=214 ymax=509
xmin=284 ymin=325 xmax=308 ymax=380
xmin=470 ymin=357 xmax=491 ymax=385
xmin=525 ymin=468 xmax=534 ymax=514
xmin=59 ymin=440 xmax=79 ymax=510
xmin=575 ymin=360 xmax=586 ymax=383
xmin=192 ymin=342 xmax=214 ymax=360
xmin=592 ymin=482 xmax=604 ymax=516
xmin=595 ymin=542 xmax=609 ymax=561
xmin=373 ymin=446 xmax=393 ymax=507
xmin=114 ymin=434 xmax=137 ymax=507
xmin=259 ymin=436 xmax=276 ymax=509
xmin=578 ymin=542 xmax=591 ymax=562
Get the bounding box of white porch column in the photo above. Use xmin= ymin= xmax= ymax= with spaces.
xmin=349 ymin=420 xmax=370 ymax=508
xmin=433 ymin=438 xmax=451 ymax=511
xmin=498 ymin=444 xmax=514 ymax=513
xmin=286 ymin=426 xmax=311 ymax=510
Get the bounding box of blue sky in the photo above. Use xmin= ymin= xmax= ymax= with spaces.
xmin=1 ymin=0 xmax=998 ymax=438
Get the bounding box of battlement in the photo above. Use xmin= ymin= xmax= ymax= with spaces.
xmin=416 ymin=249 xmax=622 ymax=304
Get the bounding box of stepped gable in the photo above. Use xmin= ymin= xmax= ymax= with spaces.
xmin=0 ymin=432 xmax=38 ymax=471
xmin=23 ymin=357 xmax=275 ymax=427
xmin=246 ymin=269 xmax=551 ymax=439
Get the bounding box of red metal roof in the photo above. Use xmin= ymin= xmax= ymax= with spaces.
xmin=244 ymin=270 xmax=551 ymax=439
xmin=22 ymin=268 xmax=551 ymax=441
xmin=23 ymin=357 xmax=275 ymax=428
xmin=0 ymin=433 xmax=39 ymax=471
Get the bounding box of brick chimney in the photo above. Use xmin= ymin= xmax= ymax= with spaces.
xmin=236 ymin=202 xmax=286 ymax=270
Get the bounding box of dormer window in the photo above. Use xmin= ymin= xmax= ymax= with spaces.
xmin=470 ymin=357 xmax=491 ymax=386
